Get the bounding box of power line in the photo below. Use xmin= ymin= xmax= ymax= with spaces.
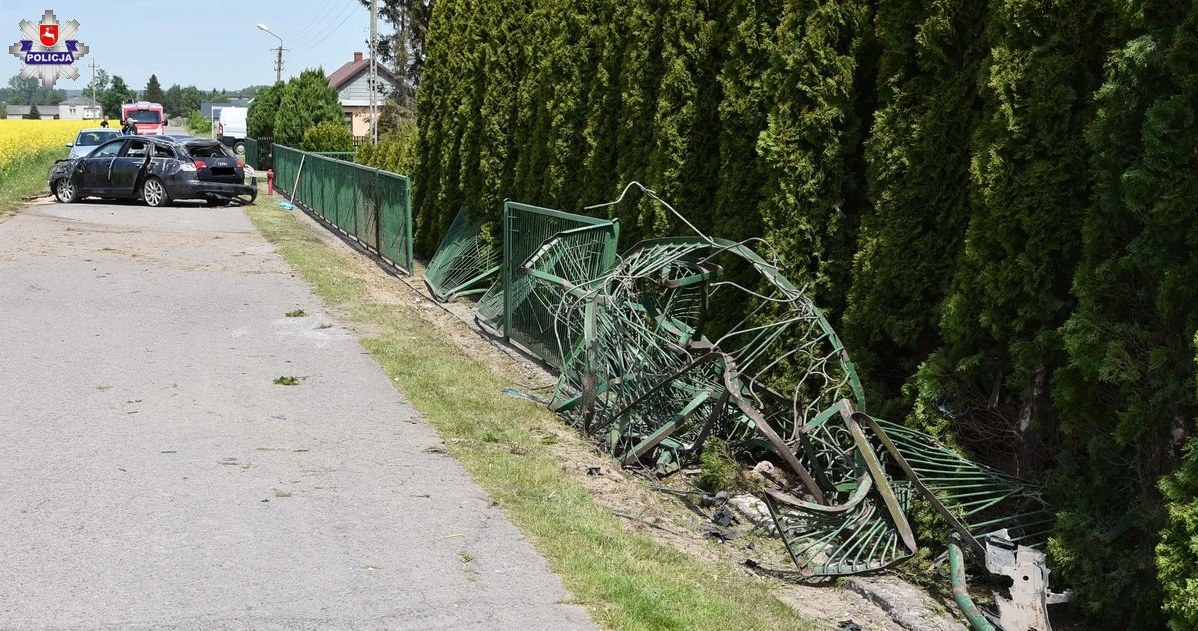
xmin=292 ymin=3 xmax=358 ymax=53
xmin=291 ymin=0 xmax=343 ymax=43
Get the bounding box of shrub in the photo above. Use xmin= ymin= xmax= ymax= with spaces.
xmin=355 ymin=120 xmax=417 ymax=176
xmin=301 ymin=121 xmax=353 ymax=152
xmin=186 ymin=109 xmax=210 ymax=134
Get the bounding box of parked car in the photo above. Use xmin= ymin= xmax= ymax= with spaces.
xmin=48 ymin=136 xmax=257 ymax=207
xmin=65 ymin=128 xmax=124 ymax=159
xmin=215 ymin=106 xmax=248 ymax=155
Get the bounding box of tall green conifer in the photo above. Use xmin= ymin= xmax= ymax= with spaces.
xmin=756 ymin=0 xmax=874 ymax=319
xmin=841 ymin=0 xmax=986 ymax=420
xmin=1051 ymin=2 xmax=1198 ymax=627
xmin=643 ymin=0 xmax=723 ymax=235
xmin=911 ymin=0 xmax=1106 ymax=467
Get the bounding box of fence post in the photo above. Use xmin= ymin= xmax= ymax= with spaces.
xmin=401 ymin=173 xmax=413 ymax=272
xmin=502 ymin=200 xmax=512 ymax=343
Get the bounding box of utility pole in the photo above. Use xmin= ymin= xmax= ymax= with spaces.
xmin=370 ymin=0 xmax=378 ymax=143
xmin=274 ymin=44 xmax=284 ymax=84
xmin=89 ymin=59 xmax=97 ymax=119
xmin=257 ymin=25 xmax=284 ymax=84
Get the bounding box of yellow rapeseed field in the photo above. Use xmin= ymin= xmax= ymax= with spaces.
xmin=0 ymin=118 xmax=108 ymax=187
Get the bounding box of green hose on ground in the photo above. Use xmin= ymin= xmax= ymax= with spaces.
xmin=948 ymin=535 xmax=997 ymax=631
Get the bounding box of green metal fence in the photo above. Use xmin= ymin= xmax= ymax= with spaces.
xmin=312 ymin=151 xmax=357 ymax=162
xmin=474 ymin=201 xmax=619 ymax=367
xmin=244 ymin=138 xmax=259 ymax=170
xmin=272 ymin=144 xmax=414 ymax=273
xmin=245 ymin=137 xmax=274 ymax=171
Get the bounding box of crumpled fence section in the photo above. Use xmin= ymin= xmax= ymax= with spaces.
xmin=433 ymin=184 xmax=1058 ymax=627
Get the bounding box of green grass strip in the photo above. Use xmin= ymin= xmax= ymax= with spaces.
xmin=1 ymin=147 xmax=65 ymax=215
xmin=244 ymin=200 xmax=816 ymax=631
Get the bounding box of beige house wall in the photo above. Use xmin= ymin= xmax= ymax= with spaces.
xmin=344 ymin=106 xmax=371 ymax=138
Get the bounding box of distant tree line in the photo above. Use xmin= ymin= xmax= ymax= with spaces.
xmin=2 ymin=75 xmax=67 ymax=107
xmin=410 ymin=1 xmax=1198 ymax=629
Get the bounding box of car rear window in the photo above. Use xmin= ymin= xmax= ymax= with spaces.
xmin=77 ymin=131 xmax=121 ymax=146
xmin=154 ymin=144 xmax=175 ymax=158
xmin=185 ymin=142 xmax=234 ymax=158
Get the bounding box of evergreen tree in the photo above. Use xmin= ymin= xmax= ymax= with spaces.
xmin=1050 ymin=2 xmax=1197 ymax=628
xmin=416 ymin=0 xmax=486 ymax=252
xmin=911 ymin=0 xmax=1107 ymax=465
xmin=273 ymin=69 xmax=344 ymax=148
xmin=367 ymin=0 xmax=435 ymax=101
xmin=100 ymin=76 xmax=132 ymax=121
xmin=701 ymin=0 xmax=781 ymax=334
xmin=247 ymin=82 xmax=284 ymax=138
xmin=538 ymin=0 xmax=606 ymax=211
xmin=472 ymin=0 xmax=533 ymax=229
xmin=840 ymin=0 xmax=986 ymax=420
xmin=712 ymin=0 xmax=779 ymax=243
xmin=643 ymin=0 xmax=722 ymax=235
xmin=143 ymin=74 xmax=165 ymax=104
xmin=755 ymin=0 xmax=874 ymax=321
xmin=179 ymin=86 xmax=204 ymax=118
xmin=301 ymin=121 xmax=355 ymax=152
xmin=162 ymin=84 xmax=183 ymax=118
xmin=608 ymin=0 xmax=666 ymax=241
xmin=411 ymin=0 xmax=458 ymax=254
xmin=578 ymin=0 xmax=631 ymax=212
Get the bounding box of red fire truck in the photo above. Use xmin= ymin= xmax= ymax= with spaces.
xmin=120 ymin=101 xmax=166 ymax=135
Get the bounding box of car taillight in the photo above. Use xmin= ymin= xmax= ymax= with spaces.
xmin=236 ymin=159 xmax=244 ymax=168
xmin=193 ymin=159 xmax=207 ymax=169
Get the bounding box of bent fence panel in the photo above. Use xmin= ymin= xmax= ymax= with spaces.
xmin=424 ymin=204 xmax=501 ymax=302
xmin=472 ymin=200 xmax=619 ymax=369
xmin=271 ymin=144 xmax=413 ymax=273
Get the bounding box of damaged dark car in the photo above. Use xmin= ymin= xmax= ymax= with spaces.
xmin=48 ymin=136 xmax=257 ymax=207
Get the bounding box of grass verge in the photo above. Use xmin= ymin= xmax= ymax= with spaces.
xmin=244 ymin=199 xmax=817 ymax=631
xmin=0 ymin=147 xmax=62 ymax=215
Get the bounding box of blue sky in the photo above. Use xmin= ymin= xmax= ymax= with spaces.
xmin=3 ymin=1 xmax=376 ymax=92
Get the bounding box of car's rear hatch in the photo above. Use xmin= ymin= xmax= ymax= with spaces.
xmin=184 ymin=141 xmax=244 ymax=183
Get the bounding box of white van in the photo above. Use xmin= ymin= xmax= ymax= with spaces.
xmin=216 ymin=106 xmax=249 ymax=154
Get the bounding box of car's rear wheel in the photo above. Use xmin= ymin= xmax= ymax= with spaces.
xmin=142 ymin=177 xmax=170 ymax=207
xmin=234 ymin=141 xmax=246 ymax=155
xmin=54 ymin=178 xmax=79 ymax=203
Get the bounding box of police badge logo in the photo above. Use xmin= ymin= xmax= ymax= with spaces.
xmin=8 ymin=10 xmax=89 ymax=89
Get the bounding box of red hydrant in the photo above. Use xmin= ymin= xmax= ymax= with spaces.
xmin=266 ymin=169 xmax=275 ymax=196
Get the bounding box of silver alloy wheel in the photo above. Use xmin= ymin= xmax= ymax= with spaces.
xmin=143 ymin=178 xmax=166 ymax=207
xmin=56 ymin=178 xmax=76 ymax=203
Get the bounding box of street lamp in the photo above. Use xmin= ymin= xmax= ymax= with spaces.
xmin=256 ymin=23 xmax=284 ymax=84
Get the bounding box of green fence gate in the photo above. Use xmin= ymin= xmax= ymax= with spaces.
xmin=272 ymin=144 xmax=414 ymax=274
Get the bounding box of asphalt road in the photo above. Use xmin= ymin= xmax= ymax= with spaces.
xmin=0 ymin=201 xmax=595 ymax=630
